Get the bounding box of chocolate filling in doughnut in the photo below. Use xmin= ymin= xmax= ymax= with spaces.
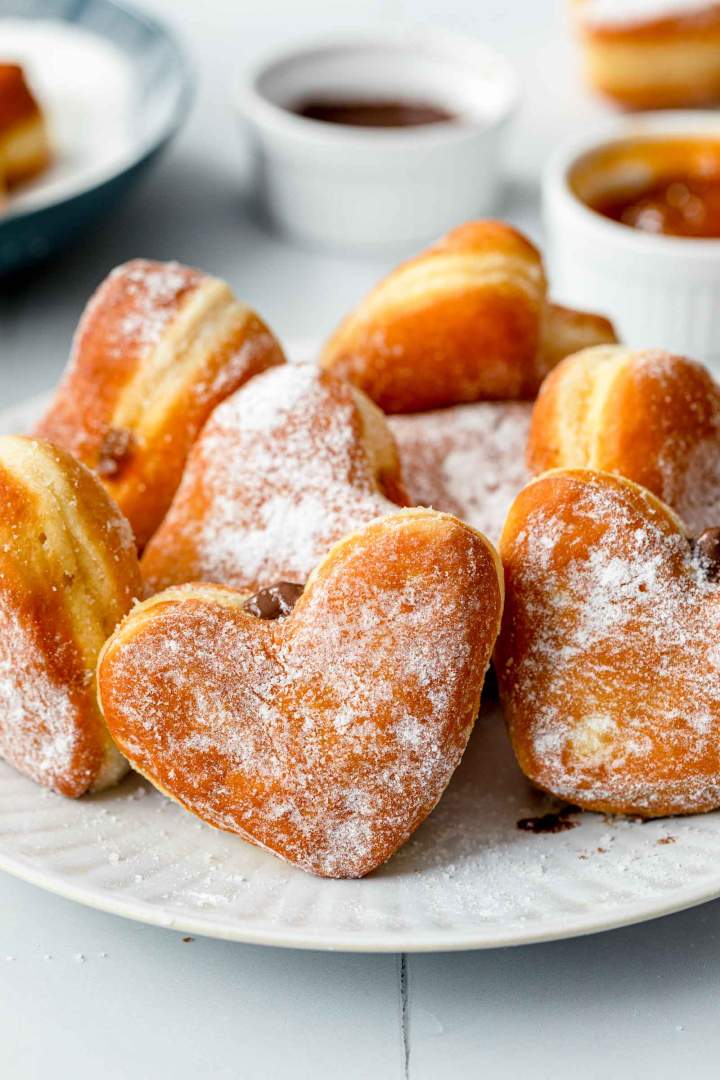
xmin=97 ymin=427 xmax=136 ymax=478
xmin=692 ymin=528 xmax=720 ymax=582
xmin=242 ymin=582 xmax=304 ymax=620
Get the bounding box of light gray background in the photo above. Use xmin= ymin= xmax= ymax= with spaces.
xmin=1 ymin=2 xmax=717 ymax=1077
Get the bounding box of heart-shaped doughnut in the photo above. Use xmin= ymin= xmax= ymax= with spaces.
xmin=141 ymin=364 xmax=408 ymax=594
xmin=99 ymin=509 xmax=504 ymax=878
xmin=320 ymin=221 xmax=617 ymax=413
xmin=0 ymin=436 xmax=141 ymax=796
xmin=35 ymin=259 xmax=285 ymax=549
xmin=528 ymin=346 xmax=720 ymax=536
xmin=496 ymin=467 xmax=720 ymax=817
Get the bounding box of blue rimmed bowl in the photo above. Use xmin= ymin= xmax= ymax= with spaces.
xmin=0 ymin=0 xmax=194 ymax=276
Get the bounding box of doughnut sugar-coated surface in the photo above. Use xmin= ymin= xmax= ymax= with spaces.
xmin=101 ymin=509 xmax=504 ymax=878
xmin=35 ymin=259 xmax=285 ymax=549
xmin=497 ymin=468 xmax=720 ymax=817
xmin=528 ymin=346 xmax=720 ymax=536
xmin=389 ymin=400 xmax=532 ymax=545
xmin=141 ymin=364 xmax=408 ymax=594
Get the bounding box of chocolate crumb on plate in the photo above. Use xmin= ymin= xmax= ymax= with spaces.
xmin=517 ymin=805 xmax=580 ymax=834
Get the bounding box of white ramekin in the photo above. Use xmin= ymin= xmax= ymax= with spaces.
xmin=543 ymin=112 xmax=720 ymax=368
xmin=237 ymin=31 xmax=518 ymax=253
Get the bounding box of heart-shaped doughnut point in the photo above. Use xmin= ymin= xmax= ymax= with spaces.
xmin=99 ymin=508 xmax=504 ymax=878
xmin=141 ymin=364 xmax=408 ymax=595
xmin=496 ymin=467 xmax=720 ymax=818
xmin=0 ymin=436 xmax=141 ymax=796
xmin=528 ymin=345 xmax=720 ymax=536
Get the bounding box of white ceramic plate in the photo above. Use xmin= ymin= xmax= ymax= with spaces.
xmin=3 ymin=386 xmax=720 ymax=952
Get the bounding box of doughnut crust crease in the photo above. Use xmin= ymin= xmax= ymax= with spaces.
xmin=35 ymin=259 xmax=285 ymax=549
xmin=99 ymin=509 xmax=504 ymax=878
xmin=320 ymin=221 xmax=617 ymax=413
xmin=0 ymin=436 xmax=141 ymax=796
xmin=141 ymin=364 xmax=408 ymax=594
xmin=528 ymin=345 xmax=720 ymax=535
xmin=496 ymin=467 xmax=720 ymax=817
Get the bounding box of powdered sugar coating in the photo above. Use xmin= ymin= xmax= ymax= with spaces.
xmin=142 ymin=365 xmax=402 ymax=593
xmin=530 ymin=348 xmax=720 ymax=538
xmin=36 ymin=258 xmax=285 ymax=550
xmin=0 ymin=596 xmax=83 ymax=791
xmin=35 ymin=259 xmax=203 ymax=460
xmin=389 ymin=402 xmax=532 ymax=545
xmin=104 ymin=511 xmax=503 ymax=878
xmin=498 ymin=470 xmax=720 ymax=815
xmin=657 ymin=436 xmax=720 ymax=536
xmin=87 ymin=259 xmax=203 ymax=361
xmin=611 ymin=349 xmax=720 ymax=536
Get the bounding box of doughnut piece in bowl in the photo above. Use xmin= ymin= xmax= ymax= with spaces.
xmin=0 ymin=63 xmax=52 ymax=194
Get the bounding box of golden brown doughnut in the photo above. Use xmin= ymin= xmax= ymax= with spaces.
xmin=572 ymin=1 xmax=720 ymax=110
xmin=0 ymin=64 xmax=51 ymax=191
xmin=99 ymin=509 xmax=504 ymax=878
xmin=388 ymin=401 xmax=532 ymax=545
xmin=320 ymin=221 xmax=617 ymax=413
xmin=528 ymin=346 xmax=720 ymax=535
xmin=496 ymin=467 xmax=720 ymax=817
xmin=141 ymin=364 xmax=408 ymax=594
xmin=0 ymin=436 xmax=141 ymax=796
xmin=35 ymin=259 xmax=285 ymax=549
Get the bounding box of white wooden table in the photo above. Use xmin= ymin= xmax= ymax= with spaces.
xmin=2 ymin=2 xmax=720 ymax=1076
